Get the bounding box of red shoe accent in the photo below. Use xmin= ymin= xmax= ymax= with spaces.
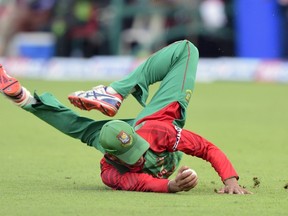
xmin=68 ymin=95 xmax=119 ymax=117
xmin=68 ymin=86 xmax=122 ymax=117
xmin=0 ymin=64 xmax=21 ymax=96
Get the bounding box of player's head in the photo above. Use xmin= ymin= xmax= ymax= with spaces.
xmin=99 ymin=120 xmax=149 ymax=165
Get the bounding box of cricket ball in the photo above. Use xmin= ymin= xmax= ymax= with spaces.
xmin=182 ymin=168 xmax=197 ymax=177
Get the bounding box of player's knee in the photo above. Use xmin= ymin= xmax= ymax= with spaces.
xmin=185 ymin=40 xmax=199 ymax=59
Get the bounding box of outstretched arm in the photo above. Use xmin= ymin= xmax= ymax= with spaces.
xmin=177 ymin=129 xmax=252 ymax=195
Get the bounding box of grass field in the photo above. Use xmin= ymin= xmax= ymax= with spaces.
xmin=1 ymin=80 xmax=288 ymax=216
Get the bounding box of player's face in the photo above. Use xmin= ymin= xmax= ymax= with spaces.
xmin=126 ymin=156 xmax=145 ymax=168
xmin=106 ymin=154 xmax=146 ymax=169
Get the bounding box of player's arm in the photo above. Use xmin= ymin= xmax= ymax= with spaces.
xmin=175 ymin=129 xmax=238 ymax=181
xmin=100 ymin=159 xmax=197 ymax=193
xmin=177 ymin=130 xmax=252 ymax=194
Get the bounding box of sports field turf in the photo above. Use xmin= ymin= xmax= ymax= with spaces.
xmin=1 ymin=80 xmax=288 ymax=216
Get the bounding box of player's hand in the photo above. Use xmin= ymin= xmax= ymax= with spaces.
xmin=168 ymin=166 xmax=198 ymax=193
xmin=217 ymin=177 xmax=252 ymax=195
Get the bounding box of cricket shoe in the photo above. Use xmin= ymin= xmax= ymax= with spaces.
xmin=0 ymin=64 xmax=21 ymax=96
xmin=68 ymin=85 xmax=123 ymax=117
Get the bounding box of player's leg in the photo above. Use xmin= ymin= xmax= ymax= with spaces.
xmin=130 ymin=40 xmax=199 ymax=127
xmin=0 ymin=64 xmax=123 ymax=152
xmin=0 ymin=65 xmax=36 ymax=106
xmin=111 ymin=40 xmax=198 ymax=113
xmin=25 ymin=92 xmax=110 ymax=153
xmin=68 ymin=40 xmax=198 ymax=122
xmin=25 ymin=95 xmax=134 ymax=152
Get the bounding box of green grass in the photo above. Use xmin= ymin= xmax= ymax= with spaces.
xmin=1 ymin=80 xmax=288 ymax=216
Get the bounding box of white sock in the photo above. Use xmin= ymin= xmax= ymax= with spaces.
xmin=14 ymin=87 xmax=36 ymax=107
xmin=106 ymin=86 xmax=118 ymax=94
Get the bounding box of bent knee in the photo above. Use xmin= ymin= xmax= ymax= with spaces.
xmin=184 ymin=40 xmax=199 ymax=58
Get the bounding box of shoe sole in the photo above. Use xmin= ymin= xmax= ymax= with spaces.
xmin=68 ymin=95 xmax=118 ymax=117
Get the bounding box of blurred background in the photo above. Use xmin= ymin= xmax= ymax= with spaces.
xmin=0 ymin=0 xmax=287 ymax=82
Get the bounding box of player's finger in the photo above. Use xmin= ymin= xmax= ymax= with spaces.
xmin=179 ymin=174 xmax=199 ymax=190
xmin=217 ymin=188 xmax=225 ymax=194
xmin=178 ymin=175 xmax=194 ymax=188
xmin=235 ymin=189 xmax=244 ymax=195
xmin=178 ymin=166 xmax=190 ymax=174
xmin=242 ymin=188 xmax=253 ymax=194
xmin=183 ymin=178 xmax=198 ymax=191
xmin=228 ymin=187 xmax=234 ymax=194
xmin=183 ymin=177 xmax=198 ymax=190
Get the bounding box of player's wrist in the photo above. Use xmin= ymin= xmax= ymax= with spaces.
xmin=223 ymin=176 xmax=238 ymax=185
xmin=168 ymin=180 xmax=180 ymax=193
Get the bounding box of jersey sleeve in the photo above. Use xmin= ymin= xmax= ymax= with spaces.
xmin=177 ymin=129 xmax=239 ymax=182
xmin=100 ymin=158 xmax=170 ymax=193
